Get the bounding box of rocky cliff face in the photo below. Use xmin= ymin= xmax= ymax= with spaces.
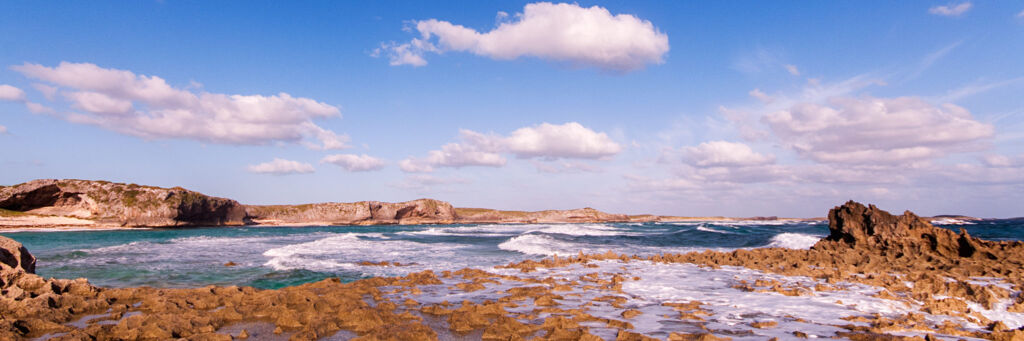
xmin=0 ymin=179 xmax=247 ymax=227
xmin=245 ymin=199 xmax=458 ymax=225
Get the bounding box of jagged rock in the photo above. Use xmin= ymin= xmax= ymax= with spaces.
xmin=816 ymin=200 xmax=1004 ymax=261
xmin=0 ymin=179 xmax=247 ymax=227
xmin=0 ymin=236 xmax=35 ymax=274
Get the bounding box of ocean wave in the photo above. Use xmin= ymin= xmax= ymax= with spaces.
xmin=498 ymin=234 xmax=592 ymax=256
xmin=695 ymin=225 xmax=734 ymax=234
xmin=262 ymin=233 xmax=462 ymax=272
xmin=930 ymin=218 xmax=976 ymax=225
xmin=527 ymin=224 xmax=633 ymax=236
xmin=767 ymin=233 xmax=822 ymax=249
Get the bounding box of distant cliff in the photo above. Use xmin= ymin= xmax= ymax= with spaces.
xmin=0 ymin=179 xmax=246 ymax=227
xmin=0 ymin=179 xmax=799 ymax=228
xmin=244 ymin=199 xmax=458 ymax=225
xmin=455 ymin=207 xmax=629 ymax=224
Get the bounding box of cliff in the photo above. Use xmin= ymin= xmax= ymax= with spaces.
xmin=455 ymin=207 xmax=629 ymax=224
xmin=0 ymin=179 xmax=805 ymax=228
xmin=0 ymin=179 xmax=246 ymax=227
xmin=244 ymin=199 xmax=458 ymax=225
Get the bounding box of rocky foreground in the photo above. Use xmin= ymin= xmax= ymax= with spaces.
xmin=0 ymin=179 xmax=797 ymax=228
xmin=1 ymin=201 xmax=1023 ymax=340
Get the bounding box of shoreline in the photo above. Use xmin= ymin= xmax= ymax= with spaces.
xmin=1 ymin=201 xmax=1022 ymax=340
xmin=0 ymin=215 xmax=823 ymax=231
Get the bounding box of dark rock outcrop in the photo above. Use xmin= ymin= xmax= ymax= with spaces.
xmin=817 ymin=200 xmax=1007 ymax=261
xmin=0 ymin=179 xmax=246 ymax=227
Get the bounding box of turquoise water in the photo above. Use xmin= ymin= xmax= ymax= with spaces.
xmin=2 ymin=219 xmax=1021 ymax=289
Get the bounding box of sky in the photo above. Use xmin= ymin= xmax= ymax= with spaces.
xmin=1 ymin=1 xmax=1023 ymax=218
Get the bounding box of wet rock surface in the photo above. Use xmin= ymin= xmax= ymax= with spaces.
xmin=2 ymin=201 xmax=1023 ymax=340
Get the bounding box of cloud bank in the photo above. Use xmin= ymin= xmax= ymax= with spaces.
xmin=377 ymin=2 xmax=669 ymax=71
xmin=764 ymin=96 xmax=993 ymax=164
xmin=12 ymin=62 xmax=348 ymax=149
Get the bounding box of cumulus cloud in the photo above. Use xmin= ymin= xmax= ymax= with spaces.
xmin=503 ymin=122 xmax=622 ymax=159
xmin=247 ymin=158 xmax=315 ymax=175
xmin=400 ymin=122 xmax=621 ymax=172
xmin=929 ymin=2 xmax=972 ymax=17
xmin=321 ymin=154 xmax=387 ymax=172
xmin=400 ymin=139 xmax=507 ymax=173
xmin=377 ymin=2 xmax=669 ymax=71
xmin=683 ymin=141 xmax=775 ymax=167
xmin=0 ymin=84 xmax=26 ymax=101
xmin=11 ymin=62 xmax=347 ymax=149
xmin=763 ymin=96 xmax=993 ymax=164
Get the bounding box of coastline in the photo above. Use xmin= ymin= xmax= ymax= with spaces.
xmin=1 ymin=201 xmax=1022 ymax=340
xmin=1 ymin=179 xmax=823 ymax=231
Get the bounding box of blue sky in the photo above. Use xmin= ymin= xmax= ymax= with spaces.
xmin=1 ymin=1 xmax=1023 ymax=217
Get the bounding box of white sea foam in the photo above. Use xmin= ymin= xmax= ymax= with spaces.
xmin=767 ymin=232 xmax=823 ymax=249
xmin=695 ymin=225 xmax=733 ymax=234
xmin=262 ymin=233 xmax=468 ymax=274
xmin=931 ymin=218 xmax=976 ymax=225
xmin=393 ymin=258 xmax=1003 ymax=339
xmin=527 ymin=224 xmax=632 ymax=236
xmin=497 ymin=234 xmax=590 ymax=256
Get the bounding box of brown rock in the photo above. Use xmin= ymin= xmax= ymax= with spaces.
xmin=0 ymin=236 xmax=35 ymax=274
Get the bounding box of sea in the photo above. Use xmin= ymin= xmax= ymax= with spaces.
xmin=3 ymin=219 xmax=1024 ymax=339
xmin=3 ymin=219 xmax=1021 ymax=289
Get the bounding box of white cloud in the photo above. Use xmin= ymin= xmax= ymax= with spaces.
xmin=683 ymin=141 xmax=775 ymax=167
xmin=748 ymin=89 xmax=774 ymax=103
xmin=401 ymin=139 xmax=507 ymax=172
xmin=246 ymin=158 xmax=315 ymax=175
xmin=929 ymin=2 xmax=972 ymax=17
xmin=11 ymin=62 xmax=347 ymax=149
xmin=1018 ymin=9 xmax=1024 ymax=18
xmin=763 ymin=96 xmax=993 ymax=164
xmin=503 ymin=122 xmax=622 ymax=159
xmin=24 ymin=102 xmax=54 ymax=114
xmin=400 ymin=122 xmax=621 ymax=172
xmin=0 ymin=125 xmax=7 ymax=134
xmin=32 ymin=83 xmax=57 ymax=100
xmin=0 ymin=84 xmax=26 ymax=101
xmin=378 ymin=2 xmax=669 ymax=71
xmin=784 ymin=64 xmax=800 ymax=76
xmin=399 ymin=159 xmax=436 ymax=173
xmin=321 ymin=153 xmax=386 ymax=172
